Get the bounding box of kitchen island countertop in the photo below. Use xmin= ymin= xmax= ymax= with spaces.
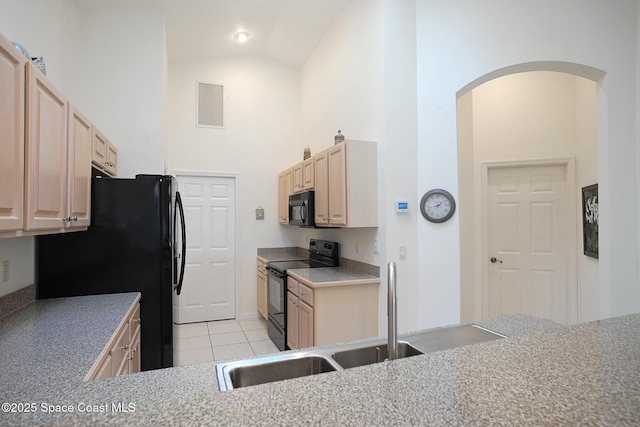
xmin=287 ymin=266 xmax=380 ymax=287
xmin=2 ymin=292 xmax=639 ymax=426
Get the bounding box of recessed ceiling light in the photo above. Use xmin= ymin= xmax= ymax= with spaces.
xmin=233 ymin=31 xmax=249 ymax=43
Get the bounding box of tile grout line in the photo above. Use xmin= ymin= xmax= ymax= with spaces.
xmin=175 ymin=319 xmax=272 ymax=365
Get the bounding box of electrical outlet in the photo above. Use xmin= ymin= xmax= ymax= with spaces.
xmin=2 ymin=260 xmax=8 ymax=283
xmin=356 ymin=241 xmax=360 ymax=254
xmin=374 ymin=239 xmax=379 ymax=254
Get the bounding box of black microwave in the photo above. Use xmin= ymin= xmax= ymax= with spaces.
xmin=289 ymin=190 xmax=315 ymax=227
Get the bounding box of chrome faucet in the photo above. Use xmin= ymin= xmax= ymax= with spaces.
xmin=387 ymin=261 xmax=398 ymax=360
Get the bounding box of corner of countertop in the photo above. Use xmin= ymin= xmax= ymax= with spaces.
xmin=0 ymin=284 xmax=36 ymax=319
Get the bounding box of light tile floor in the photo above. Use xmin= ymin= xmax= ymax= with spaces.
xmin=173 ymin=317 xmax=279 ymax=366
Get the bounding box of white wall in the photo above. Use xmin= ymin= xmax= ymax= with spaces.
xmin=297 ymin=0 xmax=422 ymax=335
xmin=380 ymin=0 xmax=419 ymax=332
xmin=75 ymin=8 xmax=166 ymax=178
xmin=298 ymin=0 xmax=390 ymax=334
xmin=417 ymin=0 xmax=639 ymax=324
xmin=166 ymin=56 xmax=301 ymax=319
xmin=0 ymin=0 xmax=80 ymax=95
xmin=297 ymin=0 xmax=384 ymax=273
xmin=298 ymin=0 xmax=384 ymax=260
xmin=0 ymin=2 xmax=166 ymax=179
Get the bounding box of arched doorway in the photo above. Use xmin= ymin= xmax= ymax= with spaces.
xmin=457 ymin=62 xmax=604 ymax=325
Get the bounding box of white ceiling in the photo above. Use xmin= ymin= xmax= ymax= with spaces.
xmin=76 ymin=0 xmax=352 ymax=67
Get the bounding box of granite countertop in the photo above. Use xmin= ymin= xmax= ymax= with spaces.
xmin=0 ymin=293 xmax=140 ymax=391
xmin=288 ymin=266 xmax=380 ymax=288
xmin=257 ymin=253 xmax=308 ymax=263
xmin=256 ymin=247 xmax=308 ymax=263
xmin=2 ymin=291 xmax=640 ymax=426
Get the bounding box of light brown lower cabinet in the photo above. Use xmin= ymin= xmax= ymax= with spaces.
xmin=85 ymin=295 xmax=141 ymax=380
xmin=286 ymin=274 xmax=378 ymax=350
xmin=257 ymin=257 xmax=268 ymax=320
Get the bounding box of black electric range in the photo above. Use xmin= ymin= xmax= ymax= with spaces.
xmin=265 ymin=239 xmax=339 ymax=350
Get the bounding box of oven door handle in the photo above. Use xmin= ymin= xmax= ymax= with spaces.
xmin=266 ymin=267 xmax=284 ymax=279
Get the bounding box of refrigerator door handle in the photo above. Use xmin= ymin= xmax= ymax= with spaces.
xmin=175 ymin=191 xmax=187 ymax=295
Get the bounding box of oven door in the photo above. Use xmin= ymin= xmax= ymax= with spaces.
xmin=267 ymin=268 xmax=285 ymax=325
xmin=266 ymin=267 xmax=286 ymax=350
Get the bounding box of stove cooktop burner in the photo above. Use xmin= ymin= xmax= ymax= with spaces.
xmin=266 ymin=239 xmax=340 ymax=274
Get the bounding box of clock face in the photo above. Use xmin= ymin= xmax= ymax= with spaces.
xmin=420 ymin=189 xmax=456 ymax=223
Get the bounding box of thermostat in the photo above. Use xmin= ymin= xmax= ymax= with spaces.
xmin=395 ymin=200 xmax=409 ymax=213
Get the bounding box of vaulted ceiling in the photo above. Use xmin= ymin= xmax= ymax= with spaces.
xmin=76 ymin=0 xmax=351 ymax=67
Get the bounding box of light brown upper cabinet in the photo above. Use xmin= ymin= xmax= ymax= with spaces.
xmin=24 ymin=62 xmax=69 ymax=231
xmin=0 ymin=33 xmax=26 ymax=233
xmin=106 ymin=142 xmax=118 ymax=176
xmin=92 ymin=127 xmax=117 ymax=177
xmin=292 ymin=158 xmax=314 ymax=193
xmin=67 ymin=104 xmax=93 ymax=229
xmin=278 ymin=170 xmax=288 ymax=224
xmin=24 ymin=64 xmax=92 ymax=233
xmin=302 ymin=157 xmax=314 ymax=190
xmin=313 ymin=150 xmax=329 ymax=225
xmin=292 ymin=162 xmax=304 ymax=193
xmin=278 ymin=167 xmax=293 ymax=224
xmin=314 ymin=140 xmax=378 ymax=228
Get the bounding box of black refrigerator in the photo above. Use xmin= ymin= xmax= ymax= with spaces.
xmin=36 ymin=170 xmax=186 ymax=371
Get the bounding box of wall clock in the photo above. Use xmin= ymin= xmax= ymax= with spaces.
xmin=420 ymin=189 xmax=456 ymax=223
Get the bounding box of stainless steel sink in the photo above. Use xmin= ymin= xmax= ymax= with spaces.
xmin=216 ymin=353 xmax=340 ymax=391
xmin=407 ymin=324 xmax=505 ymax=354
xmin=216 ymin=324 xmax=506 ymax=391
xmin=332 ymin=341 xmax=423 ymax=369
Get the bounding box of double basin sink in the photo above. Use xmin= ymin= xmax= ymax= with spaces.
xmin=216 ymin=324 xmax=505 ymax=391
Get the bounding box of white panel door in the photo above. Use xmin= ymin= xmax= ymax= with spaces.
xmin=173 ymin=175 xmax=236 ymax=323
xmin=486 ymin=164 xmax=568 ymax=324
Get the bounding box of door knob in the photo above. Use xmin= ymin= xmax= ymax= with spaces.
xmin=490 ymin=257 xmax=503 ymax=264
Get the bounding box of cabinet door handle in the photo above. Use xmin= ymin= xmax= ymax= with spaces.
xmin=120 ymin=344 xmax=128 ymax=351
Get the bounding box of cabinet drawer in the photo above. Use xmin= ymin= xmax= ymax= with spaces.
xmin=111 ymin=321 xmax=130 ymax=376
xmin=128 ymin=326 xmax=141 ymax=374
xmin=128 ymin=302 xmax=141 ymax=341
xmin=299 ymin=283 xmax=314 ymax=306
xmin=84 ymin=296 xmax=141 ymax=381
xmin=257 ymin=259 xmax=267 ymax=274
xmin=287 ymin=276 xmax=300 ymax=295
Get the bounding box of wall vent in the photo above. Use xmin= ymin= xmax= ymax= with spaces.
xmin=196 ymin=82 xmax=224 ymax=128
